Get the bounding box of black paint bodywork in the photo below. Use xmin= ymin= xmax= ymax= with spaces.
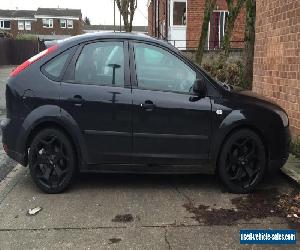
xmin=1 ymin=33 xmax=290 ymax=174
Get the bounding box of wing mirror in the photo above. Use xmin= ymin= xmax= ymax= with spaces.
xmin=193 ymin=78 xmax=207 ymax=97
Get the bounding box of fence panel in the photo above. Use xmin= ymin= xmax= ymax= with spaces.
xmin=0 ymin=39 xmax=12 ymax=65
xmin=0 ymin=39 xmax=44 ymax=66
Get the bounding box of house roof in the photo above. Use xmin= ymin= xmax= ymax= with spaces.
xmin=0 ymin=9 xmax=36 ymax=18
xmin=0 ymin=8 xmax=82 ymax=19
xmin=36 ymin=8 xmax=82 ymax=17
xmin=83 ymin=25 xmax=148 ymax=33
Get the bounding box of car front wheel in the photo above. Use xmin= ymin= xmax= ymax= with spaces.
xmin=28 ymin=128 xmax=76 ymax=193
xmin=218 ymin=129 xmax=266 ymax=193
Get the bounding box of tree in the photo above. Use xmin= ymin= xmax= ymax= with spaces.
xmin=196 ymin=0 xmax=217 ymax=64
xmin=222 ymin=0 xmax=246 ymax=57
xmin=242 ymin=0 xmax=256 ymax=89
xmin=115 ymin=0 xmax=137 ymax=32
xmin=84 ymin=17 xmax=91 ymax=25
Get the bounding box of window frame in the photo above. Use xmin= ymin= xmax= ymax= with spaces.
xmin=0 ymin=20 xmax=11 ymax=30
xmin=172 ymin=0 xmax=187 ymax=27
xmin=67 ymin=20 xmax=73 ymax=29
xmin=207 ymin=10 xmax=229 ymax=50
xmin=18 ymin=20 xmax=24 ymax=30
xmin=42 ymin=18 xmax=53 ymax=28
xmin=60 ymin=19 xmax=67 ymax=29
xmin=25 ymin=21 xmax=31 ymax=30
xmin=63 ymin=39 xmax=130 ymax=88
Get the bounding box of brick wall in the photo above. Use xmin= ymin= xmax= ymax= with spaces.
xmin=148 ymin=0 xmax=167 ymax=38
xmin=187 ymin=0 xmax=245 ymax=49
xmin=148 ymin=0 xmax=245 ymax=49
xmin=253 ymin=0 xmax=300 ymax=136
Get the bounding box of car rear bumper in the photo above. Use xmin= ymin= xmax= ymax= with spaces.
xmin=1 ymin=118 xmax=27 ymax=166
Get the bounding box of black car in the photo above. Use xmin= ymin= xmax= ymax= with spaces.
xmin=1 ymin=33 xmax=290 ymax=194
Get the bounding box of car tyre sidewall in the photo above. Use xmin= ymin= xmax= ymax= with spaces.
xmin=28 ymin=128 xmax=76 ymax=194
xmin=218 ymin=129 xmax=266 ymax=194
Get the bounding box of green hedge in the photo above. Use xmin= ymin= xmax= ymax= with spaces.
xmin=200 ymin=54 xmax=246 ymax=89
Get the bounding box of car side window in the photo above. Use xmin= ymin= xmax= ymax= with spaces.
xmin=134 ymin=43 xmax=196 ymax=93
xmin=42 ymin=50 xmax=71 ymax=80
xmin=75 ymin=42 xmax=124 ymax=86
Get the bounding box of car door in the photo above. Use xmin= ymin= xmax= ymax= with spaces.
xmin=60 ymin=40 xmax=132 ymax=164
xmin=130 ymin=42 xmax=212 ymax=165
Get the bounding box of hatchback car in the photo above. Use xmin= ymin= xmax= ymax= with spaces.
xmin=1 ymin=33 xmax=290 ymax=194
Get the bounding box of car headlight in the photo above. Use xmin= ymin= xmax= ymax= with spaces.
xmin=275 ymin=110 xmax=289 ymax=127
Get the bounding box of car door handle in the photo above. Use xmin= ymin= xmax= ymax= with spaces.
xmin=68 ymin=95 xmax=84 ymax=106
xmin=140 ymin=100 xmax=155 ymax=111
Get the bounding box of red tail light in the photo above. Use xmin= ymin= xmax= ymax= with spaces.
xmin=10 ymin=45 xmax=58 ymax=77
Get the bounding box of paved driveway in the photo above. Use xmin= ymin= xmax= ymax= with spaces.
xmin=0 ymin=66 xmax=17 ymax=181
xmin=0 ymin=165 xmax=298 ymax=249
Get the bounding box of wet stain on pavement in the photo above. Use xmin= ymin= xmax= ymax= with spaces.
xmin=108 ymin=238 xmax=122 ymax=244
xmin=183 ymin=188 xmax=300 ymax=228
xmin=112 ymin=214 xmax=134 ymax=223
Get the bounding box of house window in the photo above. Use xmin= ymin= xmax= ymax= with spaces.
xmin=18 ymin=21 xmax=31 ymax=31
xmin=173 ymin=1 xmax=186 ymax=25
xmin=25 ymin=21 xmax=31 ymax=30
xmin=42 ymin=19 xmax=53 ymax=28
xmin=67 ymin=20 xmax=73 ymax=29
xmin=18 ymin=21 xmax=24 ymax=30
xmin=60 ymin=19 xmax=66 ymax=28
xmin=0 ymin=20 xmax=11 ymax=30
xmin=207 ymin=11 xmax=229 ymax=50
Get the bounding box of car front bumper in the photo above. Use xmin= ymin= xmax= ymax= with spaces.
xmin=267 ymin=126 xmax=291 ymax=172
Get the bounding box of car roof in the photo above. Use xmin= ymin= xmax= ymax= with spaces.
xmin=57 ymin=32 xmax=177 ymax=52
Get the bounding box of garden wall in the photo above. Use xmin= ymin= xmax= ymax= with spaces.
xmin=253 ymin=0 xmax=300 ymax=136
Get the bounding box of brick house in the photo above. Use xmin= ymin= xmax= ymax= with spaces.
xmin=253 ymin=0 xmax=300 ymax=136
xmin=0 ymin=8 xmax=83 ymax=39
xmin=147 ymin=0 xmax=245 ymax=50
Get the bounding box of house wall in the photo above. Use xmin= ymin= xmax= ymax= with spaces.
xmin=148 ymin=0 xmax=168 ymax=38
xmin=0 ymin=18 xmax=83 ymax=38
xmin=253 ymin=0 xmax=300 ymax=136
xmin=186 ymin=0 xmax=245 ymax=49
xmin=148 ymin=0 xmax=245 ymax=49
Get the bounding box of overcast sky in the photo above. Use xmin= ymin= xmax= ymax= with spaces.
xmin=1 ymin=0 xmax=149 ymax=26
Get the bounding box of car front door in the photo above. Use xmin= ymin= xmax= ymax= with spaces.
xmin=131 ymin=42 xmax=212 ymax=165
xmin=60 ymin=40 xmax=132 ymax=165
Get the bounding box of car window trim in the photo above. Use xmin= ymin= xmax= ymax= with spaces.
xmin=130 ymin=41 xmax=200 ymax=95
xmin=63 ymin=39 xmax=130 ymax=88
xmin=129 ymin=40 xmax=220 ymax=98
xmin=41 ymin=45 xmax=78 ymax=82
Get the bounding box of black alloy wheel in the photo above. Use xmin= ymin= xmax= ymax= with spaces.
xmin=28 ymin=128 xmax=76 ymax=193
xmin=218 ymin=129 xmax=266 ymax=193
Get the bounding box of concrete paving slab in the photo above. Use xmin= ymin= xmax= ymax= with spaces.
xmin=0 ymin=227 xmax=167 ymax=250
xmin=0 ymin=164 xmax=298 ymax=249
xmin=166 ymin=225 xmax=298 ymax=249
xmin=282 ymin=155 xmax=300 ymax=184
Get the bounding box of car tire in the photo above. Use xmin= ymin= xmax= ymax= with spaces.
xmin=218 ymin=129 xmax=266 ymax=193
xmin=28 ymin=128 xmax=76 ymax=193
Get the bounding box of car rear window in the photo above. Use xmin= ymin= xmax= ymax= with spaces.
xmin=42 ymin=48 xmax=73 ymax=81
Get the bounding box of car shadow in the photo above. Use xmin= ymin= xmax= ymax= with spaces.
xmin=69 ymin=170 xmax=294 ymax=194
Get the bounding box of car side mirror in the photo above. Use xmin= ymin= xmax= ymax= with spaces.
xmin=193 ymin=79 xmax=207 ymax=97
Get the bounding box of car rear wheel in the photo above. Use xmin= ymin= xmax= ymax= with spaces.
xmin=28 ymin=128 xmax=76 ymax=193
xmin=218 ymin=129 xmax=266 ymax=193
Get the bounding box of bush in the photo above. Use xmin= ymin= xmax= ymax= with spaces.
xmin=290 ymin=137 xmax=300 ymax=159
xmin=201 ymin=54 xmax=245 ymax=88
xmin=15 ymin=34 xmax=37 ymax=41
